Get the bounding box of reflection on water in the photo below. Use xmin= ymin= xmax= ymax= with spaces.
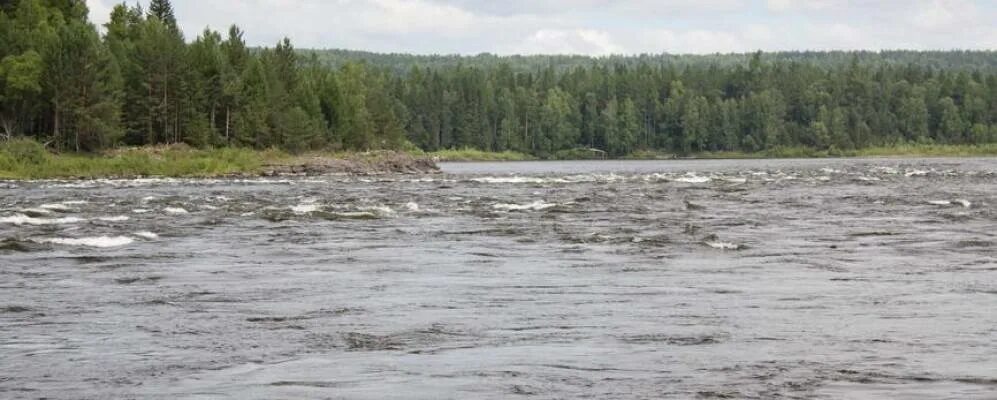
xmin=1 ymin=158 xmax=995 ymax=399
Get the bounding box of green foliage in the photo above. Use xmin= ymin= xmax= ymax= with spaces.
xmin=0 ymin=49 xmax=42 ymax=92
xmin=0 ymin=136 xmax=48 ymax=164
xmin=1 ymin=0 xmax=997 ymax=162
xmin=0 ymin=138 xmax=264 ymax=179
xmin=424 ymin=147 xmax=533 ymax=162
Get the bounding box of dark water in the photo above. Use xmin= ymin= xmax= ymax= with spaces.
xmin=1 ymin=158 xmax=995 ymax=399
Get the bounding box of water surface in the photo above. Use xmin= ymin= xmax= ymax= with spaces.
xmin=2 ymin=158 xmax=995 ymax=399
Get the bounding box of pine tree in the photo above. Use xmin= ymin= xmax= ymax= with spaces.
xmin=148 ymin=0 xmax=178 ymax=33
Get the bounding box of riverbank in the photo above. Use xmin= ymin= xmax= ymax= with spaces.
xmin=627 ymin=143 xmax=997 ymax=160
xmin=0 ymin=140 xmax=439 ymax=180
xmin=422 ymin=144 xmax=997 ymax=162
xmin=2 ymin=139 xmax=995 ymax=179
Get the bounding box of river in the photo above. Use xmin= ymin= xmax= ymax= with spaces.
xmin=1 ymin=158 xmax=995 ymax=399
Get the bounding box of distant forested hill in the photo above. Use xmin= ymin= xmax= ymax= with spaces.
xmin=299 ymin=49 xmax=997 ymax=74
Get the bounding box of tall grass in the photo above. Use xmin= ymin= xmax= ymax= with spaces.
xmin=0 ymin=139 xmax=265 ymax=179
xmin=422 ymin=147 xmax=534 ymax=162
xmin=2 ymin=137 xmax=994 ymax=179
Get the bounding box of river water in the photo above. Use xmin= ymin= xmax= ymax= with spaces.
xmin=1 ymin=158 xmax=995 ymax=399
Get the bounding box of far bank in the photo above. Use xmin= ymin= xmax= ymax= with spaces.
xmin=1 ymin=139 xmax=995 ymax=180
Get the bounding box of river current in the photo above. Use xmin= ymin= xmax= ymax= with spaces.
xmin=1 ymin=158 xmax=995 ymax=399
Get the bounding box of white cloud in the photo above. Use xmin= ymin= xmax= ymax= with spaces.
xmin=86 ymin=0 xmax=113 ymax=27
xmin=82 ymin=0 xmax=997 ymax=54
xmin=911 ymin=0 xmax=978 ymax=30
xmin=363 ymin=0 xmax=477 ymax=35
xmin=766 ymin=0 xmax=842 ymax=12
xmin=511 ymin=29 xmax=625 ymax=55
xmin=641 ymin=29 xmax=744 ymax=54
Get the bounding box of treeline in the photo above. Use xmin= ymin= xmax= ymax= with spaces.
xmin=307 ymin=49 xmax=997 ymax=74
xmin=2 ymin=0 xmax=997 ymax=157
xmin=0 ymin=0 xmax=406 ymax=152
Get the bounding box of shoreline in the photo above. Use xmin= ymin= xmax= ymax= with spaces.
xmin=0 ymin=142 xmax=441 ymax=180
xmin=1 ymin=142 xmax=995 ymax=180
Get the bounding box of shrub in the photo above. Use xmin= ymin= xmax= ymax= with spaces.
xmin=0 ymin=137 xmax=49 ymax=165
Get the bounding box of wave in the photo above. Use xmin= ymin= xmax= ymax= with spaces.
xmin=0 ymin=214 xmax=84 ymax=226
xmin=674 ymin=175 xmax=712 ymax=184
xmin=132 ymin=231 xmax=159 ymax=240
xmin=39 ymin=203 xmax=73 ymax=212
xmin=291 ymin=204 xmax=320 ymax=214
xmin=493 ymin=201 xmax=558 ymax=212
xmin=928 ymin=199 xmax=972 ymax=208
xmin=358 ymin=205 xmax=396 ymax=216
xmin=35 ymin=236 xmax=134 ymax=248
xmin=704 ymin=241 xmax=744 ymax=251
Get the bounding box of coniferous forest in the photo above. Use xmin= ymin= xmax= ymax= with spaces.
xmin=2 ymin=0 xmax=997 ymax=157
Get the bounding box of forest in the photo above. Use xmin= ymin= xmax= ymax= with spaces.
xmin=2 ymin=0 xmax=997 ymax=158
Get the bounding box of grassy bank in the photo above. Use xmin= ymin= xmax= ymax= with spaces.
xmin=418 ymin=143 xmax=997 ymax=162
xmin=420 ymin=148 xmax=535 ymax=162
xmin=0 ymin=139 xmax=438 ymax=179
xmin=0 ymin=140 xmax=265 ymax=179
xmin=3 ymin=139 xmax=995 ymax=179
xmin=627 ymin=143 xmax=997 ymax=160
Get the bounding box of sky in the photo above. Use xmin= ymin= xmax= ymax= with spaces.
xmin=85 ymin=0 xmax=997 ymax=55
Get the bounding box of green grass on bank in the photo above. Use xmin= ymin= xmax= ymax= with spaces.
xmin=626 ymin=143 xmax=997 ymax=160
xmin=420 ymin=148 xmax=535 ymax=162
xmin=425 ymin=143 xmax=997 ymax=162
xmin=3 ymin=138 xmax=996 ymax=179
xmin=0 ymin=138 xmax=266 ymax=179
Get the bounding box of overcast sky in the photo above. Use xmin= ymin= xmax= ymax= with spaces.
xmin=85 ymin=0 xmax=997 ymax=55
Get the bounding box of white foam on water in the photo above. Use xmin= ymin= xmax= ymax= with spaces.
xmin=359 ymin=205 xmax=396 ymax=215
xmin=132 ymin=231 xmax=159 ymax=240
xmin=164 ymin=207 xmax=189 ymax=215
xmin=674 ymin=174 xmax=712 ymax=184
xmin=132 ymin=209 xmax=151 ymax=214
xmin=926 ymin=199 xmax=970 ymax=207
xmin=291 ymin=204 xmax=320 ymax=214
xmin=39 ymin=203 xmax=72 ymax=212
xmin=906 ymin=169 xmax=930 ymax=177
xmin=63 ymin=201 xmax=89 ymax=205
xmin=36 ymin=236 xmax=134 ymax=248
xmin=142 ymin=196 xmax=158 ymax=202
xmin=705 ymin=241 xmax=743 ymax=251
xmin=19 ymin=208 xmax=54 ymax=215
xmin=405 ymin=202 xmax=421 ymax=212
xmin=97 ymin=216 xmax=130 ymax=222
xmin=329 ymin=211 xmax=379 ymax=219
xmin=201 ymin=205 xmax=219 ymax=211
xmin=472 ymin=176 xmax=549 ymax=184
xmin=493 ymin=201 xmax=558 ymax=212
xmin=0 ymin=214 xmax=84 ymax=226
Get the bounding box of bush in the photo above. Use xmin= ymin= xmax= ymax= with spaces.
xmin=0 ymin=137 xmax=49 ymax=165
